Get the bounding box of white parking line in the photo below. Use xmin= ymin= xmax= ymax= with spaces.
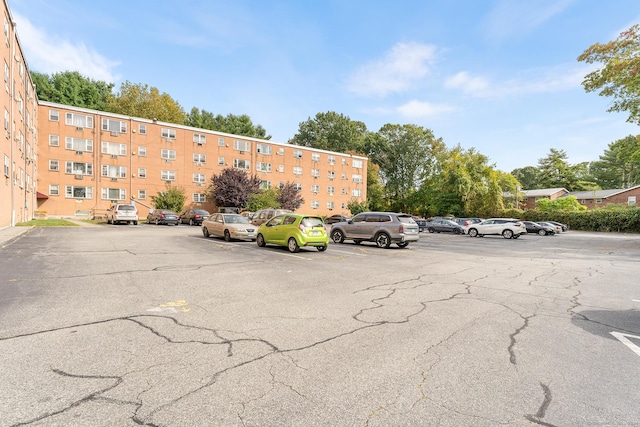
xmin=611 ymin=332 xmax=640 ymax=357
xmin=329 ymin=249 xmax=367 ymax=256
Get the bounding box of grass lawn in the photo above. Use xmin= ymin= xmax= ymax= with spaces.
xmin=16 ymin=219 xmax=80 ymax=226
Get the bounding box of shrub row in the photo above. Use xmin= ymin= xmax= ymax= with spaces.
xmin=492 ymin=208 xmax=640 ymax=233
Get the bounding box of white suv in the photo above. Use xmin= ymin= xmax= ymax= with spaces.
xmin=466 ymin=218 xmax=527 ymax=239
xmin=106 ymin=204 xmax=139 ymax=225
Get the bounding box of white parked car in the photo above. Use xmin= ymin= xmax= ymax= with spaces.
xmin=466 ymin=218 xmax=527 ymax=239
xmin=106 ymin=204 xmax=138 ymax=225
xmin=202 ymin=213 xmax=257 ymax=241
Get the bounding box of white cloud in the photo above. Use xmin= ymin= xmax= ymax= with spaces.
xmin=13 ymin=12 xmax=120 ymax=82
xmin=348 ymin=42 xmax=438 ymax=97
xmin=396 ymin=100 xmax=454 ymax=118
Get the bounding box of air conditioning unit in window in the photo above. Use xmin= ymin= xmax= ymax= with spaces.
xmin=110 ymin=155 xmax=118 ymax=159
xmin=164 ymin=137 xmax=173 ymax=142
xmin=197 ymin=142 xmax=203 ymax=146
xmin=75 ymin=151 xmax=83 ymax=155
xmin=75 ymin=126 xmax=83 ymax=131
xmin=239 ymin=151 xmax=245 ymax=154
xmin=74 ymin=174 xmax=83 ymax=180
xmin=196 ymin=162 xmax=203 ymax=167
xmin=195 ymin=183 xmax=202 ymax=186
xmin=110 ymin=177 xmax=117 ymax=182
xmin=110 ymin=131 xmax=118 ymax=137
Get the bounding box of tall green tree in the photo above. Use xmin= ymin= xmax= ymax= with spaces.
xmin=537 ymin=148 xmax=578 ymax=190
xmin=511 ymin=166 xmax=540 ymax=190
xmin=30 ymin=70 xmax=113 ymax=110
xmin=185 ymin=108 xmax=271 ymax=139
xmin=590 ymin=135 xmax=640 ymax=188
xmin=107 ymin=81 xmax=186 ymax=124
xmin=150 ymin=186 xmax=187 ymax=213
xmin=289 ymin=111 xmax=368 ymax=154
xmin=578 ymin=24 xmax=640 ymax=124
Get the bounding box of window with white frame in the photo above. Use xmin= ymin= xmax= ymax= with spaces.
xmin=352 ymin=189 xmax=362 ymax=197
xmin=101 ymin=188 xmax=126 ymax=200
xmin=312 ymin=153 xmax=320 ymax=162
xmin=342 ymin=158 xmax=347 ymax=165
xmin=65 ymin=137 xmax=93 ymax=152
xmin=328 ymin=171 xmax=335 ymax=180
xmin=341 ymin=188 xmax=347 ymax=195
xmin=260 ymin=180 xmax=271 ymax=190
xmin=218 ymin=137 xmax=225 ymax=146
xmin=596 ymin=198 xmax=602 ymax=204
xmin=4 ymin=108 xmax=8 ymax=130
xmin=137 ymin=168 xmax=146 ymax=178
xmin=328 ymin=155 xmax=335 ymax=165
xmin=102 ymin=141 xmax=127 ymax=156
xmin=161 ymin=149 xmax=176 ymax=160
xmin=4 ymin=154 xmax=9 ymax=177
xmin=49 ymin=184 xmax=59 ymax=196
xmin=161 ymin=128 xmax=176 ymax=139
xmin=101 ymin=165 xmax=126 ymax=178
xmin=67 ymin=161 xmax=93 ymax=176
xmin=341 ymin=202 xmax=346 ymax=209
xmin=293 ymin=183 xmax=302 ymax=191
xmin=49 ymin=110 xmax=59 ymax=122
xmin=311 ymin=200 xmax=319 ymax=209
xmin=161 ymin=170 xmax=176 ymax=181
xmin=234 ymin=140 xmax=250 ymax=152
xmin=218 ymin=156 xmax=225 ymax=166
xmin=352 ymin=159 xmax=363 ymax=169
xmin=327 ymin=186 xmax=335 ymax=195
xmin=65 ymin=185 xmax=93 ymax=199
xmin=278 ymin=164 xmax=284 ymax=173
xmin=18 ymin=168 xmax=24 ymax=188
xmin=193 ymin=193 xmax=206 ymax=202
xmin=233 ymin=159 xmax=250 ymax=170
xmin=65 ymin=112 xmax=93 ymax=128
xmin=193 ymin=153 xmax=206 ymax=163
xmin=293 ymin=166 xmax=302 ymax=176
xmin=138 ymin=146 xmax=146 ymax=157
xmin=256 ymin=144 xmax=272 ymax=155
xmin=342 ymin=172 xmax=347 ymax=180
xmin=49 ymin=135 xmax=59 ymax=146
xmin=138 ymin=124 xmax=146 ymax=135
xmin=311 ymin=184 xmax=319 ymax=194
xmin=352 ymin=174 xmax=363 ymax=183
xmin=49 ymin=160 xmax=59 ymax=171
xmin=278 ymin=147 xmax=285 ymax=156
xmin=193 ymin=173 xmax=206 ymax=184
xmin=256 ymin=162 xmax=272 ymax=172
xmin=327 ymin=201 xmax=334 ymax=210
xmin=311 ymin=169 xmax=320 ymax=177
xmin=193 ymin=133 xmax=206 ymax=144
xmin=102 ymin=118 xmax=126 ymax=133
xmin=138 ymin=189 xmax=147 ymax=200
xmin=3 ymin=61 xmax=7 ymax=91
xmin=293 ymin=150 xmax=303 ymax=159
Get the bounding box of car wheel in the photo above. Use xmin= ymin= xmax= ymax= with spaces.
xmin=453 ymin=228 xmax=460 ymax=235
xmin=189 ymin=219 xmax=194 ymax=226
xmin=224 ymin=230 xmax=231 ymax=242
xmin=428 ymin=228 xmax=435 ymax=233
xmin=538 ymin=229 xmax=546 ymax=236
xmin=502 ymin=229 xmax=514 ymax=239
xmin=134 ymin=221 xmax=138 ymax=225
xmin=256 ymin=234 xmax=266 ymax=247
xmin=397 ymin=242 xmax=409 ymax=248
xmin=468 ymin=228 xmax=478 ymax=237
xmin=375 ymin=232 xmax=391 ymax=249
xmin=288 ymin=237 xmax=300 ymax=253
xmin=203 ymin=227 xmax=210 ymax=238
xmin=331 ymin=229 xmax=345 ymax=244
xmin=317 ymin=245 xmax=327 ymax=252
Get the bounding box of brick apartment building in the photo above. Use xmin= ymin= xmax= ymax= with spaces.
xmin=0 ymin=0 xmax=38 ymax=227
xmin=0 ymin=0 xmax=366 ymax=228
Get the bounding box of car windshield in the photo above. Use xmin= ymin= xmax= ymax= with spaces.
xmin=194 ymin=210 xmax=209 ymax=215
xmin=301 ymin=217 xmax=323 ymax=228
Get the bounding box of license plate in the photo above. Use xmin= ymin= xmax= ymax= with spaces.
xmin=310 ymin=231 xmax=319 ymax=236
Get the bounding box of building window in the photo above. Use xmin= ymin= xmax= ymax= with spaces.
xmin=352 ymin=189 xmax=362 ymax=197
xmin=342 ymin=172 xmax=347 ymax=180
xmin=328 ymin=155 xmax=335 ymax=165
xmin=257 ymin=144 xmax=272 ymax=155
xmin=352 ymin=159 xmax=363 ymax=169
xmin=138 ymin=190 xmax=146 ymax=200
xmin=327 ymin=186 xmax=335 ymax=195
xmin=193 ymin=193 xmax=206 ymax=202
xmin=341 ymin=202 xmax=346 ymax=209
xmin=312 ymin=153 xmax=320 ymax=162
xmin=311 ymin=200 xmax=319 ymax=209
xmin=193 ymin=173 xmax=206 ymax=184
xmin=102 ymin=118 xmax=126 ymax=133
xmin=278 ymin=147 xmax=285 ymax=156
xmin=596 ymin=198 xmax=602 ymax=204
xmin=101 ymin=188 xmax=126 ymax=200
xmin=4 ymin=154 xmax=9 ymax=177
xmin=293 ymin=183 xmax=302 ymax=191
xmin=328 ymin=171 xmax=335 ymax=180
xmin=193 ymin=133 xmax=206 ymax=144
xmin=233 ymin=159 xmax=250 ymax=170
xmin=101 ymin=165 xmax=126 ymax=178
xmin=352 ymin=174 xmax=363 ymax=183
xmin=49 ymin=184 xmax=59 ymax=196
xmin=580 ymin=199 xmax=586 ymax=204
xmin=311 ymin=169 xmax=320 ymax=177
xmin=65 ymin=185 xmax=93 ymax=199
xmin=161 ymin=170 xmax=176 ymax=181
xmin=260 ymin=180 xmax=271 ymax=190
xmin=311 ymin=184 xmax=319 ymax=194
xmin=65 ymin=137 xmax=93 ymax=152
xmin=161 ymin=149 xmax=176 ymax=160
xmin=49 ymin=160 xmax=59 ymax=171
xmin=65 ymin=112 xmax=93 ymax=128
xmin=293 ymin=150 xmax=303 ymax=159
xmin=327 ymin=201 xmax=334 ymax=210
xmin=341 ymin=188 xmax=347 ymax=195
xmin=138 ymin=146 xmax=147 ymax=157
xmin=256 ymin=162 xmax=272 ymax=172
xmin=102 ymin=141 xmax=127 ymax=156
xmin=278 ymin=164 xmax=284 ymax=173
xmin=342 ymin=158 xmax=347 ymax=165
xmin=218 ymin=156 xmax=225 ymax=166
xmin=218 ymin=137 xmax=225 ymax=146
xmin=49 ymin=110 xmax=59 ymax=122
xmin=234 ymin=140 xmax=250 ymax=152
xmin=293 ymin=166 xmax=302 ymax=176
xmin=138 ymin=124 xmax=146 ymax=135
xmin=193 ymin=153 xmax=206 ymax=164
xmin=138 ymin=168 xmax=146 ymax=178
xmin=67 ymin=161 xmax=93 ymax=176
xmin=49 ymin=135 xmax=59 ymax=146
xmin=161 ymin=128 xmax=176 ymax=139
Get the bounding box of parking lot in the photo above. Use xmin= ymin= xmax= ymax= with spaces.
xmin=1 ymin=224 xmax=639 ymax=426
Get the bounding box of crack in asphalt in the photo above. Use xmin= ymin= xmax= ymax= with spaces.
xmin=524 ymin=382 xmax=556 ymax=426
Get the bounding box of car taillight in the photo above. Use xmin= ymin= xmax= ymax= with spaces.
xmin=195 ymin=215 xmax=201 ymax=219
xmin=399 ymin=225 xmax=404 ymax=233
xmin=298 ymin=224 xmax=305 ymax=233
xmin=160 ymin=214 xmax=165 ymax=218
xmin=114 ymin=210 xmax=118 ymax=215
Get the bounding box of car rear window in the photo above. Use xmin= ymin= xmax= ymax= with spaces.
xmin=302 ymin=217 xmax=324 ymax=228
xmin=398 ymin=215 xmax=415 ymax=224
xmin=119 ymin=205 xmax=135 ymax=210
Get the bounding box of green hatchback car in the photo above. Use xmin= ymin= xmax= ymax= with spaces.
xmin=256 ymin=214 xmax=329 ymax=252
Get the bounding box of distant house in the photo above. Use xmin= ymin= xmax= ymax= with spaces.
xmin=520 ymin=188 xmax=569 ymax=210
xmin=566 ymin=185 xmax=640 ymax=208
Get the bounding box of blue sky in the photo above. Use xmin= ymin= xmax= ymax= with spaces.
xmin=9 ymin=0 xmax=640 ymax=172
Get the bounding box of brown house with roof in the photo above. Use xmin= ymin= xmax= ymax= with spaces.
xmin=520 ymin=188 xmax=569 ymax=210
xmin=567 ymin=186 xmax=640 ymax=208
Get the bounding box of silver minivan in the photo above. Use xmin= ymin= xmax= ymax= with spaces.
xmin=329 ymin=212 xmax=419 ymax=248
xmin=250 ymin=208 xmax=292 ymax=226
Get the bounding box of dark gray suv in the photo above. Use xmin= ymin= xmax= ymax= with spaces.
xmin=329 ymin=212 xmax=419 ymax=248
